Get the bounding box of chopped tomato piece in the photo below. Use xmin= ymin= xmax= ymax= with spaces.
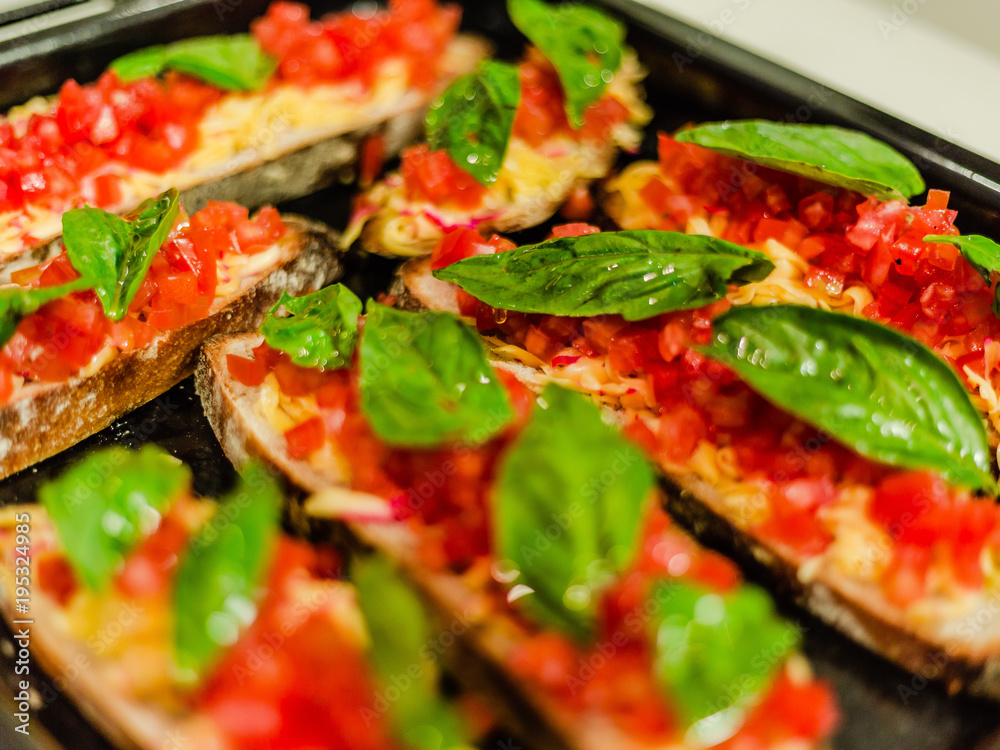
xmin=285 ymin=416 xmax=325 ymax=459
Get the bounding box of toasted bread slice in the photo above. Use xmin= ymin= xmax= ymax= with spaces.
xmin=0 ymin=216 xmax=340 ymax=480
xmin=346 ymin=52 xmax=650 ymax=258
xmin=0 ymin=503 xmax=370 ymax=750
xmin=0 ymin=35 xmax=488 ymax=278
xmin=196 ymin=331 xmax=830 ymax=750
xmin=394 ymin=256 xmax=1000 ymax=699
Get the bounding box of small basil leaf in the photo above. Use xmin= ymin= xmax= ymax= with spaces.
xmin=112 ymin=35 xmax=276 ymax=92
xmin=924 ymin=234 xmax=1000 ymax=316
xmin=64 ymin=187 xmax=180 ymax=321
xmin=39 ymin=445 xmax=191 ymax=591
xmin=675 ymin=120 xmax=925 ymax=200
xmin=495 ymin=383 xmax=654 ymax=642
xmin=261 ymin=284 xmax=362 ymax=369
xmin=507 ymin=0 xmax=624 ymax=128
xmin=359 ymin=303 xmax=514 ymax=448
xmin=354 ymin=557 xmax=470 ymax=750
xmin=433 ymin=230 xmax=774 ymax=321
xmin=425 ymin=61 xmax=521 ymax=186
xmin=649 ymin=580 xmax=798 ymax=728
xmin=173 ymin=463 xmax=280 ymax=683
xmin=703 ymin=305 xmax=996 ymax=493
xmin=0 ymin=278 xmax=90 ymax=349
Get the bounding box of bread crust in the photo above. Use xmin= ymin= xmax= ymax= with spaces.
xmin=394 ymin=256 xmax=1000 ymax=700
xmin=0 ymin=216 xmax=342 ymax=481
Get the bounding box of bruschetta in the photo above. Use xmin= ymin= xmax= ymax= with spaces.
xmin=0 ymin=0 xmax=487 ymax=275
xmin=396 ymin=199 xmax=1000 ymax=698
xmin=344 ymin=0 xmax=650 ymax=258
xmin=195 ymin=291 xmax=839 ymax=750
xmin=0 ymin=190 xmax=340 ymax=479
xmin=0 ymin=445 xmax=481 ymax=750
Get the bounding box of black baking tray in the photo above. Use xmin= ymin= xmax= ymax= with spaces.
xmin=1 ymin=1 xmax=1000 ymax=748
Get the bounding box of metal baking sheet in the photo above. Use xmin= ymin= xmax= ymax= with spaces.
xmin=0 ymin=1 xmax=998 ymax=748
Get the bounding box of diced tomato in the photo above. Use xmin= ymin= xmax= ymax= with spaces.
xmin=559 ymin=185 xmax=595 ymax=221
xmin=227 ymin=353 xmax=270 ymax=387
xmin=881 ymin=545 xmax=931 ymax=607
xmin=804 ymin=267 xmax=845 ymax=297
xmin=285 ymin=416 xmax=325 ymax=459
xmin=549 ymin=223 xmax=601 ymax=238
xmin=359 ymin=134 xmax=385 ymax=187
xmin=430 ymin=227 xmax=492 ymax=270
xmin=400 ymin=144 xmax=488 ymax=210
xmin=36 ymin=555 xmax=78 ymax=606
xmin=92 ymin=173 xmax=122 ymax=208
xmin=797 ymin=192 xmax=834 ymax=231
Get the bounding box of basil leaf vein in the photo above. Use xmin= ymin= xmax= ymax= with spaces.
xmin=495 ymin=383 xmax=654 ymax=642
xmin=675 ymin=120 xmax=925 ymax=199
xmin=0 ymin=278 xmax=90 ymax=349
xmin=111 ymin=35 xmax=276 ymax=92
xmin=649 ymin=580 xmax=798 ymax=729
xmin=262 ymin=284 xmax=362 ymax=369
xmin=507 ymin=0 xmax=624 ymax=128
xmin=426 ymin=61 xmax=521 ymax=186
xmin=39 ymin=445 xmax=191 ymax=591
xmin=924 ymin=233 xmax=1000 ymax=316
xmin=354 ymin=557 xmax=470 ymax=750
xmin=702 ymin=305 xmax=995 ymax=492
xmin=433 ymin=230 xmax=774 ymax=320
xmin=173 ymin=463 xmax=281 ymax=683
xmin=359 ymin=303 xmax=514 ymax=448
xmin=63 ymin=187 xmax=180 ymax=321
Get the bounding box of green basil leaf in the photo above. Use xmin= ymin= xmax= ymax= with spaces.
xmin=63 ymin=187 xmax=180 ymax=321
xmin=111 ymin=35 xmax=276 ymax=92
xmin=0 ymin=278 xmax=90 ymax=349
xmin=924 ymin=234 xmax=1000 ymax=316
xmin=39 ymin=445 xmax=190 ymax=591
xmin=649 ymin=580 xmax=798 ymax=729
xmin=495 ymin=383 xmax=654 ymax=642
xmin=433 ymin=230 xmax=774 ymax=321
xmin=261 ymin=284 xmax=362 ymax=369
xmin=359 ymin=303 xmax=514 ymax=448
xmin=173 ymin=463 xmax=281 ymax=683
xmin=507 ymin=0 xmax=624 ymax=128
xmin=703 ymin=305 xmax=996 ymax=493
xmin=354 ymin=557 xmax=470 ymax=750
xmin=675 ymin=120 xmax=926 ymax=200
xmin=425 ymin=61 xmax=521 ymax=186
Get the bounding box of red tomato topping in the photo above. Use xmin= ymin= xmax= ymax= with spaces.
xmin=252 ymin=0 xmax=461 ymax=90
xmin=0 ymin=201 xmax=284 ymax=401
xmin=400 ymin=144 xmax=489 ymax=210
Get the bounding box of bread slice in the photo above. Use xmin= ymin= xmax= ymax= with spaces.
xmin=0 ymin=35 xmax=489 ymax=278
xmin=347 ymin=52 xmax=650 ymax=258
xmin=0 ymin=216 xmax=341 ymax=481
xmin=196 ymin=331 xmax=830 ymax=750
xmin=394 ymin=256 xmax=1000 ymax=699
xmin=0 ymin=504 xmax=367 ymax=750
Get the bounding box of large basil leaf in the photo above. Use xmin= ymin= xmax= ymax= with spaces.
xmin=675 ymin=120 xmax=925 ymax=200
xmin=39 ymin=445 xmax=191 ymax=591
xmin=63 ymin=188 xmax=180 ymax=321
xmin=495 ymin=383 xmax=654 ymax=642
xmin=111 ymin=35 xmax=276 ymax=92
xmin=649 ymin=580 xmax=798 ymax=730
xmin=359 ymin=303 xmax=514 ymax=448
xmin=173 ymin=463 xmax=280 ymax=683
xmin=354 ymin=558 xmax=469 ymax=750
xmin=703 ymin=305 xmax=995 ymax=492
xmin=262 ymin=284 xmax=362 ymax=370
xmin=507 ymin=0 xmax=624 ymax=128
xmin=924 ymin=234 xmax=1000 ymax=316
xmin=433 ymin=230 xmax=774 ymax=321
xmin=0 ymin=278 xmax=90 ymax=349
xmin=426 ymin=61 xmax=521 ymax=186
